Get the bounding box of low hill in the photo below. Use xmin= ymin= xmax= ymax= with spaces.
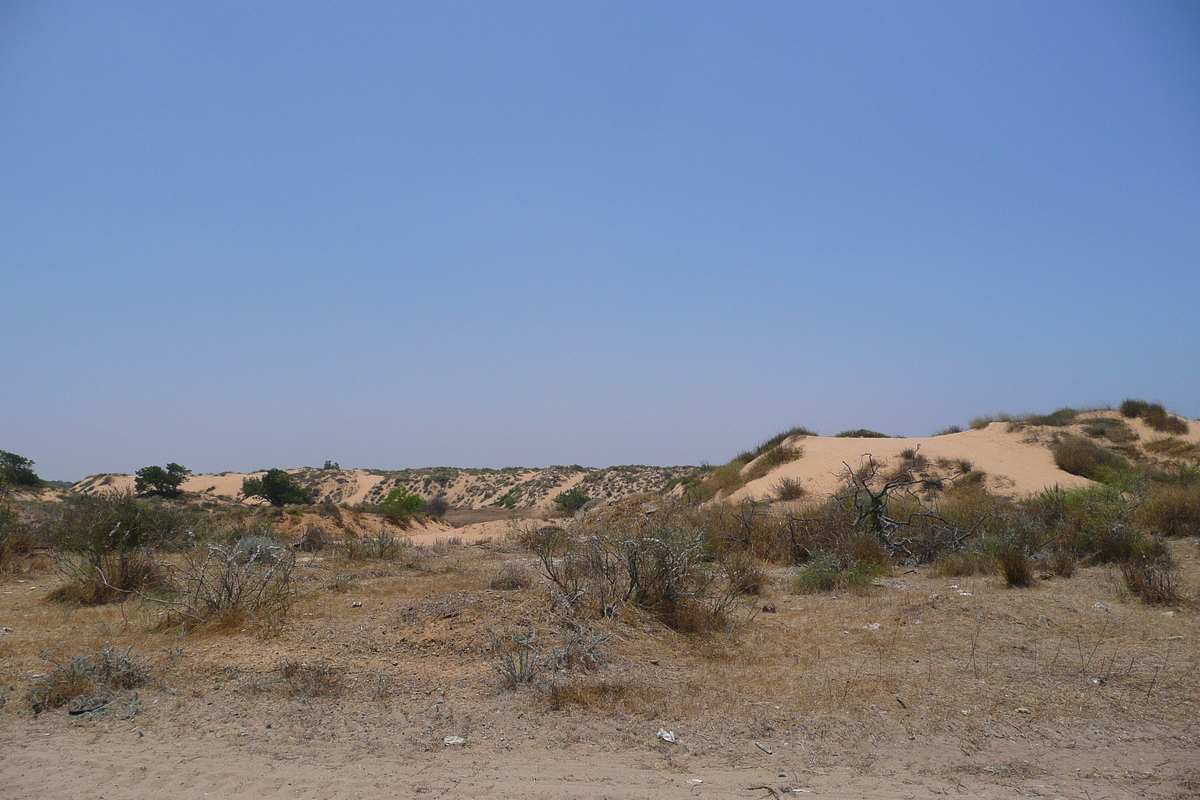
xmin=73 ymin=464 xmax=695 ymax=511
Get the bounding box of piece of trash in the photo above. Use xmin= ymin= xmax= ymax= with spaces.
xmin=1162 ymin=610 xmax=1176 ymax=617
xmin=961 ymin=709 xmax=971 ymax=715
xmin=1015 ymin=707 xmax=1031 ymax=714
xmin=1093 ymin=602 xmax=1110 ymax=612
xmin=687 ymin=779 xmax=704 ymax=785
xmin=656 ymin=728 xmax=676 ymax=743
xmin=864 ymin=622 xmax=881 ymax=631
xmin=351 ymin=601 xmax=363 ymax=608
xmin=1 ymin=627 xmax=13 ymax=634
xmin=442 ymin=735 xmax=466 ymax=746
xmin=948 ymin=584 xmax=959 ymax=589
xmin=957 ymin=592 xmax=973 ymax=597
xmin=762 ymin=603 xmax=777 ymax=613
xmin=754 ymin=741 xmax=774 ymax=755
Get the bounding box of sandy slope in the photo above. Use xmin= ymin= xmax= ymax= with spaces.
xmin=731 ymin=423 xmax=1093 ymax=502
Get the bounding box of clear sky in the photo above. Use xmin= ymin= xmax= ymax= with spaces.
xmin=2 ymin=2 xmax=1197 ymax=481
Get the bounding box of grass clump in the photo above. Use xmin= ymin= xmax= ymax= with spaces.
xmin=791 ymin=551 xmax=884 ymax=593
xmin=27 ymin=644 xmax=149 ymax=715
xmin=1120 ymin=550 xmax=1181 ymax=606
xmin=932 ymin=425 xmax=964 ymax=436
xmin=1144 ymin=437 xmax=1200 ymax=461
xmin=774 ymin=477 xmax=806 ymax=501
xmin=1050 ymin=435 xmax=1130 ymax=483
xmin=834 ymin=429 xmax=890 ymax=438
xmin=1121 ymin=399 xmax=1190 ymax=434
xmin=1135 ymin=484 xmax=1200 ymax=537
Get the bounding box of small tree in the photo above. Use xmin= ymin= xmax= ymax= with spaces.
xmin=0 ymin=450 xmax=41 ymax=488
xmin=134 ymin=463 xmax=191 ymax=498
xmin=553 ymin=487 xmax=591 ymax=517
xmin=242 ymin=469 xmax=314 ymax=507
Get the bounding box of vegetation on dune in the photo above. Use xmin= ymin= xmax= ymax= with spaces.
xmin=242 ymin=469 xmax=314 ymax=507
xmin=0 ymin=450 xmax=42 ymax=488
xmin=134 ymin=462 xmax=191 ymax=498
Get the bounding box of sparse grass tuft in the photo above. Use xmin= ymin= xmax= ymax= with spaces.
xmin=1120 ymin=550 xmax=1181 ymax=605
xmin=489 ymin=562 xmax=532 ymax=590
xmin=27 ymin=644 xmax=149 ymax=715
xmin=933 ymin=425 xmax=964 ymax=436
xmin=791 ymin=551 xmax=884 ymax=593
xmin=834 ymin=429 xmax=890 ymax=438
xmin=277 ymin=660 xmax=343 ymax=698
xmin=1135 ymin=484 xmax=1200 ymax=538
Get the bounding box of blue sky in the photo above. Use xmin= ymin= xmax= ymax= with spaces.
xmin=2 ymin=1 xmax=1197 ymax=481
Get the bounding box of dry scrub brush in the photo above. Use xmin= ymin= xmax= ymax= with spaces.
xmin=26 ymin=644 xmax=149 ymax=715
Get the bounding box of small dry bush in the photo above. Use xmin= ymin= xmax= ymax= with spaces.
xmin=0 ymin=505 xmax=42 ymax=573
xmin=277 ymin=660 xmax=343 ymax=698
xmin=27 ymin=644 xmax=149 ymax=715
xmin=987 ymin=538 xmax=1033 ymax=588
xmin=342 ymin=530 xmax=411 ymax=562
xmin=49 ymin=550 xmax=170 ymax=605
xmin=1135 ymin=484 xmax=1200 ymax=537
xmin=159 ymin=537 xmax=295 ymax=633
xmin=489 ymin=562 xmax=532 ymax=590
xmin=529 ymin=503 xmax=739 ymax=634
xmin=1120 ymin=550 xmax=1181 ymax=605
xmin=722 ymin=550 xmax=769 ymax=595
xmin=774 ymin=477 xmax=806 ymax=501
xmin=487 ymin=629 xmax=545 ymax=687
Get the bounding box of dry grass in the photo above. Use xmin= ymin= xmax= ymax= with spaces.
xmin=4 ymin=516 xmax=1198 ymax=797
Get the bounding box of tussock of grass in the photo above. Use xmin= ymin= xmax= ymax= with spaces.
xmin=27 ymin=644 xmax=149 ymax=715
xmin=1121 ymin=399 xmax=1190 ymax=434
xmin=1050 ymin=435 xmax=1129 ymax=482
xmin=833 ymin=429 xmax=890 ymax=438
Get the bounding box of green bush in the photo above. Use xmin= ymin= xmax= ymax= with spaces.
xmin=1120 ymin=399 xmax=1189 ymax=434
xmin=134 ymin=463 xmax=191 ymax=498
xmin=833 ymin=429 xmax=889 ymax=438
xmin=242 ymin=469 xmax=313 ymax=507
xmin=553 ymin=487 xmax=591 ymax=517
xmin=791 ymin=551 xmax=884 ymax=593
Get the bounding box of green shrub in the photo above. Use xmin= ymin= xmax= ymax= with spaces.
xmin=553 ymin=487 xmax=591 ymax=517
xmin=1120 ymin=399 xmax=1190 ymax=434
xmin=791 ymin=551 xmax=884 ymax=593
xmin=1143 ymin=437 xmax=1200 ymax=460
xmin=834 ymin=429 xmax=889 ymax=438
xmin=1080 ymin=417 xmax=1138 ymax=443
xmin=744 ymin=444 xmax=804 ymax=481
xmin=1120 ymin=399 xmax=1152 ymax=418
xmin=48 ymin=493 xmax=184 ymax=604
xmin=1143 ymin=405 xmax=1189 ymax=434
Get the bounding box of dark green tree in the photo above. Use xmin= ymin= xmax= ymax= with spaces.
xmin=242 ymin=469 xmax=314 ymax=507
xmin=134 ymin=463 xmax=191 ymax=498
xmin=0 ymin=450 xmax=42 ymax=487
